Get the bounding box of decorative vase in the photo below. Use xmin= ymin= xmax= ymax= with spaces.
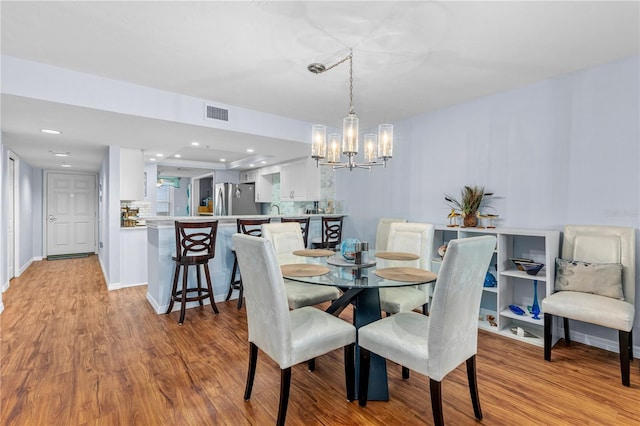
xmin=531 ymin=280 xmax=541 ymax=320
xmin=463 ymin=213 xmax=478 ymax=227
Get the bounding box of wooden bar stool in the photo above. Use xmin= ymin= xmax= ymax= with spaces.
xmin=166 ymin=220 xmax=219 ymax=325
xmin=311 ymin=216 xmax=344 ymax=250
xmin=280 ymin=217 xmax=311 ymax=248
xmin=225 ymin=218 xmax=271 ymax=309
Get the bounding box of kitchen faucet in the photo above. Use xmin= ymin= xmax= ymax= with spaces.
xmin=270 ymin=204 xmax=280 ymax=215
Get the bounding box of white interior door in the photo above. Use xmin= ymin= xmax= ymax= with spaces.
xmin=8 ymin=157 xmax=15 ymax=279
xmin=46 ymin=173 xmax=97 ymax=256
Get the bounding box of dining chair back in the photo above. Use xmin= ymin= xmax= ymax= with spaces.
xmin=262 ymin=222 xmax=304 ymax=253
xmin=233 ymin=234 xmax=356 ymax=425
xmin=261 ymin=222 xmax=341 ymax=310
xmin=280 ymin=217 xmax=311 ymax=247
xmin=541 ymin=224 xmax=636 ymax=386
xmin=358 ymin=236 xmax=496 ymax=426
xmin=378 ymin=222 xmax=435 ymax=317
xmin=375 ymin=217 xmax=407 ymax=251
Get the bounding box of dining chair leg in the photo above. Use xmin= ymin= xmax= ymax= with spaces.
xmin=179 ymin=265 xmax=188 ymax=325
xmin=203 ymin=262 xmax=218 ymax=314
xmin=402 ymin=367 xmax=410 ymax=379
xmin=563 ymin=317 xmax=571 ymax=344
xmin=344 ymin=343 xmax=355 ymax=402
xmin=466 ymin=355 xmax=483 ymax=420
xmin=244 ymin=342 xmax=258 ymax=400
xmin=629 ymin=329 xmax=634 ymax=362
xmin=237 ymin=280 xmax=244 ymax=309
xmin=277 ymin=367 xmax=292 ymax=426
xmin=544 ymin=313 xmax=552 ymax=361
xmin=307 ymin=359 xmax=315 ymax=371
xmin=225 ymin=255 xmax=238 ymax=301
xmin=358 ymin=347 xmax=371 ymax=407
xmin=429 ymin=378 xmax=444 ymax=426
xmin=619 ymin=330 xmax=631 ymax=387
xmin=166 ymin=263 xmax=180 ymax=314
xmin=196 ymin=265 xmax=203 ymax=306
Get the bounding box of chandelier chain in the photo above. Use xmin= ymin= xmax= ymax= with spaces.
xmin=348 ymin=52 xmax=354 ymax=115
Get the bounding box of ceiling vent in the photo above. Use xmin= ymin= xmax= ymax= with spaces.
xmin=205 ymin=104 xmax=229 ymax=121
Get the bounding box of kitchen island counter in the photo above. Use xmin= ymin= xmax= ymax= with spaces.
xmin=145 ymin=214 xmax=346 ymax=314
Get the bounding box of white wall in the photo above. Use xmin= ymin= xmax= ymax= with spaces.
xmin=17 ymin=160 xmax=34 ymax=273
xmin=0 ymin=142 xmax=4 ymax=312
xmin=337 ymin=55 xmax=640 ymax=351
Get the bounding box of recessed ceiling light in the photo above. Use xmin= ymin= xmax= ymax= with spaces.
xmin=249 ymin=164 xmax=255 ymax=167
xmin=41 ymin=128 xmax=62 ymax=135
xmin=156 ymin=153 xmax=164 ymax=157
xmin=49 ymin=150 xmax=70 ymax=157
xmin=260 ymin=161 xmax=267 ymax=164
xmin=61 ymin=164 xmax=72 ymax=168
xmin=149 ymin=158 xmax=156 ymax=162
xmin=174 ymin=154 xmax=181 ymax=158
xmin=220 ymin=158 xmax=226 ymax=162
xmin=191 ymin=141 xmax=200 ymax=146
xmin=246 ymin=148 xmax=254 ymax=153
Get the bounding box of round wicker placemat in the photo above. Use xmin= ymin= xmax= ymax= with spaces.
xmin=375 ymin=251 xmax=420 ymax=261
xmin=281 ymin=264 xmax=330 ymax=277
xmin=375 ymin=267 xmax=437 ymax=283
xmin=292 ymin=249 xmax=335 ymax=257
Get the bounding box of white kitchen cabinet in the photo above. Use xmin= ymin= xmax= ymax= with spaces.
xmin=239 ymin=169 xmax=258 ymax=183
xmin=431 ymin=226 xmax=559 ymax=347
xmin=279 ymin=157 xmax=320 ymax=201
xmin=120 ymin=147 xmax=144 ymax=201
xmin=255 ymin=173 xmax=273 ymax=203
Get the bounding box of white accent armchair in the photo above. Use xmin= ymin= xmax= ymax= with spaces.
xmin=541 ymin=225 xmax=636 ymax=386
xmin=357 ymin=236 xmax=496 ymax=426
xmin=233 ymin=234 xmax=356 ymax=426
xmin=378 ymin=222 xmax=435 ymax=315
xmin=262 ymin=222 xmax=341 ymax=310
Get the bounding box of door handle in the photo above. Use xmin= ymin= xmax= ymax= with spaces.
xmin=48 ymin=213 xmax=56 ymax=223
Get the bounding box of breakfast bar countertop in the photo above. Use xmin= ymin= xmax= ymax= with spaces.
xmin=145 ymin=213 xmax=345 ymax=228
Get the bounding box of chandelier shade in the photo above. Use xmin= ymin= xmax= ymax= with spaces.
xmin=308 ymin=51 xmax=393 ymax=171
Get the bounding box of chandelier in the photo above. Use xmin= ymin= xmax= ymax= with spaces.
xmin=309 ymin=51 xmax=393 ymax=171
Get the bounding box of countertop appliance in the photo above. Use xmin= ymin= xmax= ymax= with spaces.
xmin=214 ymin=183 xmax=260 ymax=216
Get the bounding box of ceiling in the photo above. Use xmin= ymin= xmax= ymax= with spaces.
xmin=1 ymin=1 xmax=638 ymax=175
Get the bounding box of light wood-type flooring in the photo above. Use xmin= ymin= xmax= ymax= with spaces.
xmin=1 ymin=256 xmax=639 ymax=425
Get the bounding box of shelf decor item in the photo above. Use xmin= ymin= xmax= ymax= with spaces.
xmin=444 ymin=185 xmax=493 ymax=228
xmin=531 ymin=280 xmax=541 ymax=320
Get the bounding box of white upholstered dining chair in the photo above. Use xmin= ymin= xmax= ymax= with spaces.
xmin=233 ymin=234 xmax=356 ymax=426
xmin=541 ymin=225 xmax=636 ymax=386
xmin=358 ymin=236 xmax=496 ymax=426
xmin=375 ymin=217 xmax=407 ymax=251
xmin=378 ymin=222 xmax=435 ymax=316
xmin=261 ymin=222 xmax=341 ymax=310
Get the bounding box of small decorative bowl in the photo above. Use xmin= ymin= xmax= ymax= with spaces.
xmin=509 ymin=258 xmax=534 ymax=271
xmin=520 ymin=262 xmax=544 ymax=276
xmin=511 ymin=259 xmax=544 ymax=276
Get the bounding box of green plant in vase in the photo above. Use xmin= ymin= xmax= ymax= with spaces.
xmin=444 ymin=186 xmax=493 ymax=228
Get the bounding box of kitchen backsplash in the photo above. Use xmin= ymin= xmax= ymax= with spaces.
xmin=265 ymin=169 xmax=342 ymax=215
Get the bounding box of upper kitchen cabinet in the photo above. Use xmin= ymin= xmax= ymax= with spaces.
xmin=120 ymin=148 xmax=144 ymax=201
xmin=239 ymin=169 xmax=258 ymax=183
xmin=280 ymin=157 xmax=320 ymax=201
xmin=255 ymin=173 xmax=273 ymax=203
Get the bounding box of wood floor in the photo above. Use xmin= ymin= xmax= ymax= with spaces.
xmin=1 ymin=256 xmax=638 ymax=425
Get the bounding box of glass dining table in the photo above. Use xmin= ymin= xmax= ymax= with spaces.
xmin=279 ymin=250 xmax=437 ymax=401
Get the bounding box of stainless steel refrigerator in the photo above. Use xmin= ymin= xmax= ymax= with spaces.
xmin=214 ymin=183 xmax=260 ymax=216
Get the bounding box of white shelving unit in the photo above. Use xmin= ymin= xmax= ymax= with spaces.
xmin=432 ymin=225 xmax=560 ymax=347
